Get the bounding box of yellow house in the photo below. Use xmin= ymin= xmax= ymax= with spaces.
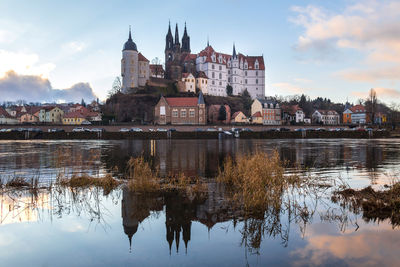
xmin=251 ymin=111 xmax=263 ymax=124
xmin=62 ymin=112 xmax=88 ymax=125
xmin=231 ymin=111 xmax=249 ymax=124
xmin=182 ymin=73 xmax=196 ymax=93
xmin=196 ymin=71 xmax=208 ymax=94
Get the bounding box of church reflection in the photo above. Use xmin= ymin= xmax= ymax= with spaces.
xmin=121 ymin=182 xmax=238 ymax=254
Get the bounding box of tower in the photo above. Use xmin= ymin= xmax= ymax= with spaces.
xmin=181 ymin=22 xmax=191 ymax=54
xmin=165 ymin=21 xmax=174 ymax=64
xmin=121 ymin=26 xmax=139 ymax=93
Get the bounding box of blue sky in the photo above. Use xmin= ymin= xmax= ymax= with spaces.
xmin=0 ymin=0 xmax=399 ymax=104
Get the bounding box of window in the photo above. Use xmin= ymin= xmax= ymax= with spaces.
xmin=181 ymin=109 xmax=186 ymax=117
xmin=212 ymin=72 xmax=215 ymax=78
xmin=256 ymin=79 xmax=258 ymax=84
xmin=212 ymin=81 xmax=215 ymax=85
xmin=245 ymin=79 xmax=247 ymax=84
xmin=219 ymin=65 xmax=222 ymax=70
xmin=189 ymin=109 xmax=195 ymax=117
xmin=219 ymin=73 xmax=222 ymax=79
xmin=212 ymin=64 xmax=215 ymax=69
xmin=228 ymin=70 xmax=230 ymax=74
xmin=256 ymin=71 xmax=258 ymax=76
xmin=245 ymin=71 xmax=247 ymax=76
xmin=219 ymin=81 xmax=222 ymax=86
xmin=172 ymin=109 xmax=178 ymax=117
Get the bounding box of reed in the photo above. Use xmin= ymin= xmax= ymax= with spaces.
xmin=217 ymin=151 xmax=302 ymax=212
xmin=59 ymin=174 xmax=121 ymax=194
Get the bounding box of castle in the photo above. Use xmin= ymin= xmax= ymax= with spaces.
xmin=121 ymin=23 xmax=265 ymax=99
xmin=164 ymin=22 xmax=265 ymax=99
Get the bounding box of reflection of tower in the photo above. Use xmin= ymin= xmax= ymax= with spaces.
xmin=165 ymin=194 xmax=195 ymax=254
xmin=121 ymin=187 xmax=163 ymax=252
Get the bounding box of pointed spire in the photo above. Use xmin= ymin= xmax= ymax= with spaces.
xmin=175 ymin=23 xmax=180 ymax=44
xmin=207 ymin=35 xmax=209 ymax=47
xmin=183 ymin=22 xmax=188 ymax=37
xmin=233 ymin=43 xmax=237 ymax=59
xmin=167 ymin=20 xmax=172 ymax=35
xmin=128 ymin=25 xmax=132 ymax=41
xmin=198 ymin=90 xmax=205 ymax=105
xmin=128 ymin=234 xmax=132 ymax=253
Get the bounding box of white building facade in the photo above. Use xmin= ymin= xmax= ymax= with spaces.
xmin=196 ymin=45 xmax=265 ymax=99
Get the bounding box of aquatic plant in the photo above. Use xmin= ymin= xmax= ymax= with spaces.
xmin=59 ymin=174 xmax=121 ymax=195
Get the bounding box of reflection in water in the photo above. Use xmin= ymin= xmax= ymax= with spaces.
xmin=1 ymin=139 xmax=399 ymax=187
xmin=0 ymin=139 xmax=400 ymax=266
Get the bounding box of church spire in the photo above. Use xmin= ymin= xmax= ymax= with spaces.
xmin=128 ymin=25 xmax=132 ymax=41
xmin=183 ymin=22 xmax=188 ymax=37
xmin=175 ymin=23 xmax=180 ymax=45
xmin=233 ymin=43 xmax=237 ymax=59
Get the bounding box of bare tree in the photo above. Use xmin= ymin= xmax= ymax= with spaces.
xmin=108 ymin=77 xmax=122 ymax=98
xmin=366 ymin=88 xmax=377 ymax=124
xmin=151 ymin=57 xmax=163 ymax=77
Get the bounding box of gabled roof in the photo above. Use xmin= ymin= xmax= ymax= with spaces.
xmin=232 ymin=111 xmax=245 ymax=119
xmin=138 ymin=53 xmax=149 ymax=62
xmin=350 ymin=104 xmax=366 ymax=113
xmin=196 ymin=71 xmax=208 ymax=79
xmin=252 ymin=111 xmax=262 ymax=117
xmin=315 ymin=109 xmax=339 ymax=115
xmin=63 ymin=111 xmax=86 ymax=119
xmin=197 ymin=45 xmax=265 ymax=70
xmin=182 ymin=73 xmax=194 ymax=79
xmin=165 ymin=97 xmax=198 ymax=107
xmin=256 ymin=98 xmax=279 ymax=109
xmin=0 ymin=107 xmax=12 ymax=118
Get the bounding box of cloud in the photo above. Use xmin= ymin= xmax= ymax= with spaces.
xmin=291 ymin=222 xmax=400 ymax=267
xmin=0 ymin=70 xmax=96 ymax=103
xmin=290 ymin=1 xmax=400 ymax=82
xmin=352 ymin=87 xmax=400 ymax=99
xmin=339 ymin=65 xmax=400 ymax=82
xmin=272 ymin=82 xmax=304 ymax=94
xmin=0 ymin=49 xmax=55 ymax=78
xmin=62 ymin=41 xmax=87 ymax=53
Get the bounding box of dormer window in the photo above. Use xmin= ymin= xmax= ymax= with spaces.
xmin=244 ymin=61 xmax=248 ymax=69
xmin=255 ymin=59 xmax=259 ymax=69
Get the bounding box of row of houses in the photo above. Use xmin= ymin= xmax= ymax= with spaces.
xmin=343 ymin=104 xmax=387 ymax=125
xmin=153 ymin=95 xmax=357 ymax=126
xmin=0 ymin=102 xmax=102 ymax=125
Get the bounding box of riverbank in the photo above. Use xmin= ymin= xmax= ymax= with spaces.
xmin=0 ymin=129 xmax=391 ymax=140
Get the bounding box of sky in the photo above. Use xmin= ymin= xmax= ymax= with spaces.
xmin=0 ymin=0 xmax=400 ymax=104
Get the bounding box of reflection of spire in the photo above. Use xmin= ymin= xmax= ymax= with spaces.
xmin=166 ymin=223 xmax=174 ymax=255
xmin=183 ymin=221 xmax=191 ymax=254
xmin=175 ymin=227 xmax=180 ymax=253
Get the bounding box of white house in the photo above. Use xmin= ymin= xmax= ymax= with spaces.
xmin=312 ymin=110 xmax=340 ymax=125
xmin=182 ymin=73 xmax=196 ymax=93
xmin=0 ymin=107 xmax=18 ymax=124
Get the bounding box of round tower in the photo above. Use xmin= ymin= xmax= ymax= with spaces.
xmin=121 ymin=26 xmax=139 ymax=93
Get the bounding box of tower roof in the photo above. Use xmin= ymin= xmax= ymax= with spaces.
xmin=123 ymin=26 xmax=138 ymax=51
xmin=175 ymin=23 xmax=180 ymax=44
xmin=232 ymin=43 xmax=237 ymax=59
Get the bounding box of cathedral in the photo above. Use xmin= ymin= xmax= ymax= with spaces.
xmin=164 ymin=22 xmax=265 ymax=99
xmin=121 ymin=27 xmax=150 ymax=93
xmin=164 ymin=22 xmax=197 ymax=81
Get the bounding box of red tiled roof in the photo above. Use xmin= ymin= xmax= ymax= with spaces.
xmin=252 ymin=111 xmax=262 ymax=117
xmin=64 ymin=111 xmax=86 ymax=118
xmin=197 ymin=45 xmax=265 ymax=70
xmin=165 ymin=97 xmax=198 ymax=107
xmin=0 ymin=107 xmax=12 ymax=118
xmin=196 ymin=71 xmax=208 ymax=79
xmin=183 ymin=53 xmax=197 ymax=62
xmin=138 ymin=53 xmax=149 ymax=62
xmin=149 ymin=64 xmax=164 ymax=73
xmin=350 ymin=105 xmax=366 ymax=113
